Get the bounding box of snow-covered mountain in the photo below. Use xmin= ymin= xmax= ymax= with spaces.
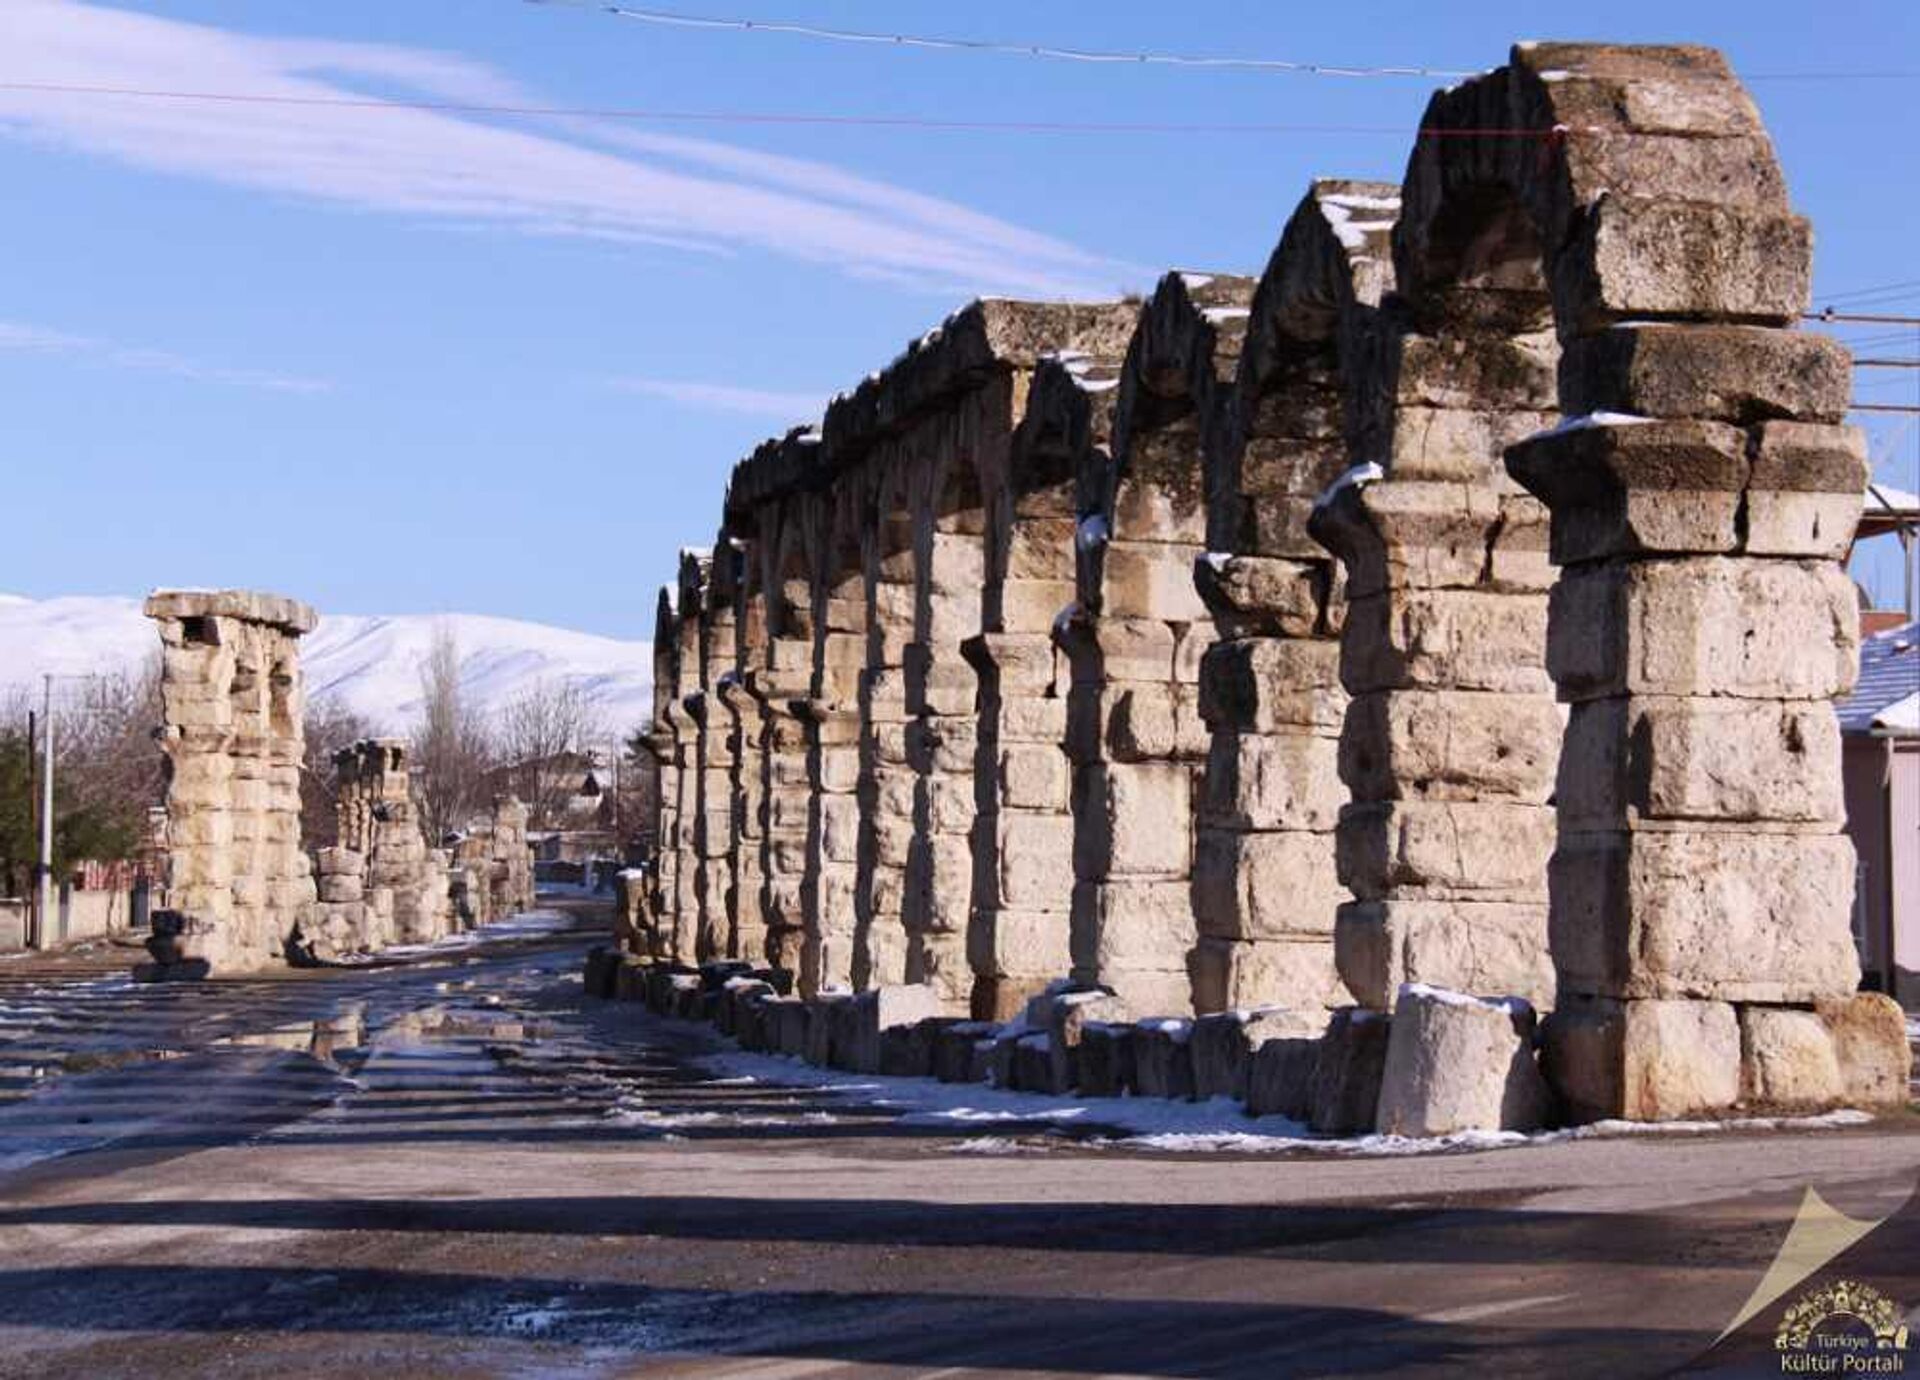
xmin=0 ymin=594 xmax=653 ymax=736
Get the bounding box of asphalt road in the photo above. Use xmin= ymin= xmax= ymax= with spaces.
xmin=1 ymin=904 xmax=1917 ymax=1379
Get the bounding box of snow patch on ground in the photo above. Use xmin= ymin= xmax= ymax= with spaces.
xmin=374 ymin=909 xmax=577 ymax=959
xmin=687 ymin=1038 xmax=1882 ymax=1158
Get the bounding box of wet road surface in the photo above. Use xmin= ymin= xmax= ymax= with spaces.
xmin=2 ymin=904 xmax=1918 ymax=1378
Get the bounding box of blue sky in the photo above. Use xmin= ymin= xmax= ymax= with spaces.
xmin=3 ymin=0 xmax=1916 ymax=637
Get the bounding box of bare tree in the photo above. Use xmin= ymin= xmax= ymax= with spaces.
xmin=498 ymin=677 xmax=604 ymax=830
xmin=300 ymin=694 xmax=376 ymax=849
xmin=408 ymin=625 xmax=497 ymax=843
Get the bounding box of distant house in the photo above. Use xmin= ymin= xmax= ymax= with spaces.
xmin=1840 ymin=619 xmax=1920 ymax=1004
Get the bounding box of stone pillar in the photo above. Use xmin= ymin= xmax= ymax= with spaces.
xmin=641 ymin=585 xmax=681 ymax=959
xmin=1386 ymin=40 xmax=1908 ymax=1117
xmin=143 ymin=589 xmax=317 ymax=978
xmin=854 ymin=481 xmax=917 ymax=992
xmin=1309 ymin=194 xmax=1562 ymax=1014
xmin=668 ymin=550 xmax=710 ymax=962
xmin=337 ymin=738 xmax=452 ymax=946
xmin=1188 ymin=182 xmax=1396 ymax=1014
xmin=903 ymin=411 xmax=993 ymax=1009
xmin=1064 ymin=274 xmax=1251 ymax=1016
xmin=964 ymin=353 xmax=1119 ymax=1019
xmin=694 ymin=540 xmax=744 ymax=960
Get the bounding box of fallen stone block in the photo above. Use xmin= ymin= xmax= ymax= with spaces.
xmin=844 ymin=984 xmax=946 ymax=1074
xmin=717 ymin=978 xmax=773 ymax=1037
xmin=1033 ymin=987 xmax=1133 ymax=1093
xmin=582 ymin=947 xmax=620 ymax=1000
xmin=763 ymin=996 xmax=810 ymax=1057
xmin=1076 ymin=1023 xmax=1137 ymax=1096
xmin=880 ymin=1017 xmax=963 ymax=1078
xmin=804 ymin=995 xmax=851 ymax=1067
xmin=1133 ymin=1019 xmax=1197 ymax=1101
xmin=1375 ymin=985 xmax=1553 ymax=1136
xmin=1310 ymin=1007 xmax=1391 ymax=1134
xmin=1246 ymin=1033 xmax=1320 ymax=1121
xmin=931 ymin=1021 xmax=997 ymax=1083
xmin=615 ymin=955 xmax=653 ymax=1002
xmin=1191 ymin=1007 xmax=1322 ymax=1103
xmin=1012 ymin=1033 xmax=1058 ymax=1093
xmin=699 ymin=959 xmax=755 ymax=991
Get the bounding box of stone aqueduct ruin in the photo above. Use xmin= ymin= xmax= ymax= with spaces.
xmin=625 ymin=44 xmax=1913 ymax=1127
xmin=143 ymin=592 xmax=536 ymax=978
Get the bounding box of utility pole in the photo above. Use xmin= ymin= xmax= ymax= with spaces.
xmin=35 ymin=674 xmax=54 ymax=951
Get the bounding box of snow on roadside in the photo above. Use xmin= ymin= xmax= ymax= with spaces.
xmin=689 ymin=1039 xmax=1878 ymax=1158
xmin=372 ymin=909 xmax=577 ymax=960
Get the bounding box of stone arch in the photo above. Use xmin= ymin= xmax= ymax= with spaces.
xmin=1067 ymin=272 xmax=1254 ymax=1016
xmin=1185 ymin=181 xmax=1398 ymax=1017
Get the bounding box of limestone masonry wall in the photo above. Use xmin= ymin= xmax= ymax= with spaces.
xmin=614 ymin=42 xmax=1909 ymax=1130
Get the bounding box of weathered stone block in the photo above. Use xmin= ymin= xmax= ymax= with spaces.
xmin=1340 ymin=587 xmax=1552 ymax=696
xmin=1309 ymin=1007 xmax=1391 ymax=1134
xmin=1308 ymin=480 xmax=1504 ymax=600
xmin=1246 ymin=1034 xmax=1320 ymax=1120
xmin=1190 ymin=1007 xmax=1321 ymax=1102
xmin=1076 ymin=763 xmax=1192 ymax=878
xmin=998 ymin=815 xmax=1075 ymax=909
xmin=1506 ymin=417 xmax=1748 ymax=563
xmin=1188 ymin=936 xmax=1345 ymax=1016
xmin=1739 ymin=1006 xmax=1842 ymax=1107
xmin=1198 ymin=731 xmax=1343 ymax=832
xmin=1556 ymin=695 xmax=1844 ymax=829
xmin=930 ymin=1020 xmax=996 ymax=1083
xmin=1084 ymin=881 xmax=1198 ymax=975
xmin=1191 ymin=831 xmax=1343 ymax=940
xmin=1559 ymin=324 xmax=1851 ymax=425
xmin=1335 ymin=800 xmax=1554 ymax=901
xmin=1034 ymin=988 xmax=1133 ymax=1093
xmin=1547 ymin=557 xmax=1858 ymax=703
xmin=1543 ymin=995 xmax=1741 ymax=1123
xmin=1745 ymin=421 xmax=1868 ymax=558
xmin=1001 ymin=745 xmax=1070 ymax=810
xmin=1815 ymin=993 xmax=1912 ymax=1107
xmin=1555 ymin=197 xmax=1810 ymax=330
xmin=1335 ymin=898 xmax=1552 ymax=1012
xmin=842 ymin=984 xmax=946 ymax=1074
xmin=1132 ymin=1019 xmax=1197 ymax=1100
xmin=1375 ymin=986 xmax=1552 ymax=1136
xmin=1198 ymin=637 xmax=1345 ymax=733
xmin=1076 ymin=1022 xmax=1137 ymax=1096
xmin=1339 ymin=691 xmax=1560 ymax=804
xmin=1549 ymin=830 xmax=1859 ymax=1001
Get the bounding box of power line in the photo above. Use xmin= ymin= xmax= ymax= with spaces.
xmin=526 ymin=0 xmax=1478 ymax=78
xmin=0 ymin=80 xmax=1567 ymax=137
xmin=523 ymin=1 xmax=1920 ymax=82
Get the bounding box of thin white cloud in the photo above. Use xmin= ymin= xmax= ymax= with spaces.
xmin=610 ymin=376 xmax=823 ymax=421
xmin=0 ymin=0 xmax=1127 ymax=299
xmin=0 ymin=317 xmax=331 ymax=393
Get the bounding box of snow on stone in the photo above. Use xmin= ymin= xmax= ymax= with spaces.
xmin=1312 ymin=461 xmax=1384 ymax=511
xmin=1202 ymin=306 xmax=1250 ymax=324
xmin=1075 ymin=514 xmax=1110 ymax=552
xmin=1527 ymin=411 xmax=1657 ymax=440
xmin=1399 ymin=982 xmax=1533 ymax=1017
xmin=0 ymin=594 xmax=653 ymax=735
